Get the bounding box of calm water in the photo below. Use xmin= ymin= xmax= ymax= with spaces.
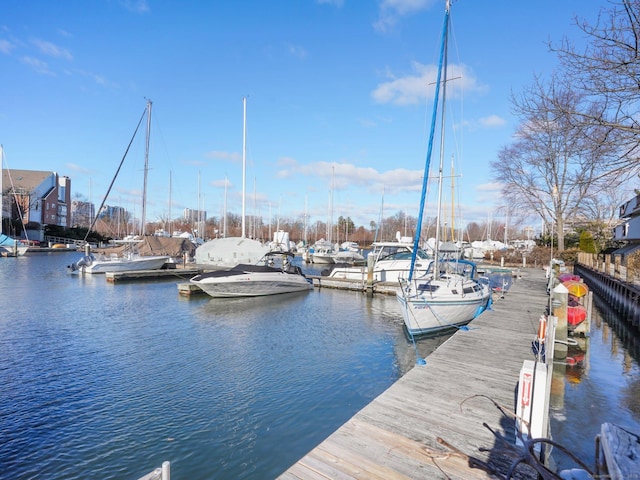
xmin=0 ymin=253 xmax=638 ymax=479
xmin=549 ymin=291 xmax=640 ymax=472
xmin=0 ymin=252 xmax=447 ymax=480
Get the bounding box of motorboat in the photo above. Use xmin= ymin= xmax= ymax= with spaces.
xmin=310 ymin=240 xmax=336 ymax=264
xmin=190 ymin=251 xmax=313 ymax=298
xmin=325 ymin=234 xmax=431 ymax=283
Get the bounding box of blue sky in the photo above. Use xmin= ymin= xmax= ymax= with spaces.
xmin=1 ymin=0 xmax=608 ymax=236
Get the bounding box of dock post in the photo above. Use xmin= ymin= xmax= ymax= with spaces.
xmin=366 ymin=255 xmax=374 ymax=297
xmin=551 ymin=283 xmax=568 ymax=360
xmin=162 ymin=461 xmax=170 ymax=480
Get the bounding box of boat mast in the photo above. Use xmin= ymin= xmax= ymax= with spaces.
xmin=408 ymin=0 xmax=450 ymax=282
xmin=223 ymin=175 xmax=228 ymax=237
xmin=433 ymin=12 xmax=449 ymax=265
xmin=169 ymin=170 xmax=173 ymax=236
xmin=241 ymin=96 xmax=247 ymax=238
xmin=141 ymin=99 xmax=152 ymax=236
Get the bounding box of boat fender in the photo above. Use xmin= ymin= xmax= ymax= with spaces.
xmin=537 ymin=315 xmax=547 ymax=343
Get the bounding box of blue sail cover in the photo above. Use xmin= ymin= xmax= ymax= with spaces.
xmin=0 ymin=233 xmax=20 ymax=247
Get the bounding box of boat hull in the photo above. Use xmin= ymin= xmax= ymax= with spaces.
xmin=397 ymin=277 xmax=491 ymax=337
xmin=191 ymin=271 xmax=312 ymax=298
xmin=328 ymin=259 xmax=430 ymax=283
xmin=69 ymin=255 xmax=170 ymax=274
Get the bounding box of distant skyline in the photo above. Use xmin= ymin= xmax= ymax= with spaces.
xmin=1 ymin=0 xmax=625 ymax=238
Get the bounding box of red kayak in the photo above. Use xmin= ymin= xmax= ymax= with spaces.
xmin=568 ymin=305 xmax=587 ymax=326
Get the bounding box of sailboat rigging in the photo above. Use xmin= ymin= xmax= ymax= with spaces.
xmin=0 ymin=146 xmax=29 ymax=256
xmin=396 ymin=0 xmax=491 ymax=338
xmin=67 ymin=100 xmax=170 ymax=274
xmin=194 ymin=97 xmax=269 ymax=267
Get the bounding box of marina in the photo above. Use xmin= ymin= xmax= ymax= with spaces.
xmin=279 ymin=267 xmax=548 ymax=479
xmin=0 ymin=252 xmax=639 ymax=479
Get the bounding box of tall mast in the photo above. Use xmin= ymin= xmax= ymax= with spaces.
xmin=241 ymin=96 xmax=247 ymax=238
xmin=169 ymin=170 xmax=172 ymax=236
xmin=408 ymin=0 xmax=450 ymax=282
xmin=223 ymin=175 xmax=228 ymax=237
xmin=141 ymin=99 xmax=151 ymax=236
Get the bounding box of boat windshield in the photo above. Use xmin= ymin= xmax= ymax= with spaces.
xmin=375 ymin=245 xmax=431 ymax=262
xmin=435 ymin=259 xmax=477 ymax=279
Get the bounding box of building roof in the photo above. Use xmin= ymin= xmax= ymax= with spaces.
xmin=1 ymin=169 xmax=55 ymax=194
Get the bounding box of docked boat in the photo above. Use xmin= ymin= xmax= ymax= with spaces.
xmin=310 ymin=240 xmax=336 ymax=264
xmin=68 ymin=250 xmax=169 ymax=274
xmin=0 ymin=234 xmax=28 ymax=257
xmin=397 ymin=259 xmax=491 ymax=337
xmin=325 ymin=234 xmax=431 ymax=282
xmin=190 ymin=251 xmax=313 ymax=298
xmin=395 ymin=0 xmax=491 ymax=337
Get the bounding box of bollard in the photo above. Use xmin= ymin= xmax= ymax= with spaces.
xmin=551 ymin=283 xmax=568 ymax=360
xmin=366 ymin=254 xmax=374 ymax=297
xmin=162 ymin=461 xmax=170 ymax=480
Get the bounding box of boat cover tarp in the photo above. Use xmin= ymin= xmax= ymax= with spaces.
xmin=93 ymin=236 xmax=196 ymax=257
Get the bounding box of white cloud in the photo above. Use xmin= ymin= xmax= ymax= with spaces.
xmin=119 ymin=0 xmax=150 ymax=14
xmin=287 ymin=43 xmax=307 ymax=59
xmin=478 ymin=115 xmax=505 ymax=128
xmin=0 ymin=39 xmax=14 ymax=55
xmin=21 ymin=56 xmax=55 ymax=76
xmin=275 ymin=158 xmax=423 ymax=195
xmin=205 ymin=150 xmax=242 ymax=163
xmin=317 ymin=0 xmax=344 ymax=7
xmin=374 ymin=0 xmax=435 ymax=33
xmin=372 ymin=61 xmax=483 ymax=106
xmin=31 ymin=38 xmax=73 ymax=60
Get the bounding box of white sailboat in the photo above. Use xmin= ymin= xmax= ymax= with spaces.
xmin=68 ymin=100 xmax=170 ymax=274
xmin=0 ymin=146 xmax=29 ymax=257
xmin=396 ymin=0 xmax=491 ymax=337
xmin=194 ymin=97 xmax=269 ymax=267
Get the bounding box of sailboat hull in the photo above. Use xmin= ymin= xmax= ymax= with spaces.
xmin=397 ymin=276 xmax=491 ymax=337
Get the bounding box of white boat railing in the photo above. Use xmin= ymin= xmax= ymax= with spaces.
xmin=138 ymin=461 xmax=170 ymax=480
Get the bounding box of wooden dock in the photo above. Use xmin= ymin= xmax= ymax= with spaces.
xmin=278 ymin=267 xmax=549 ymax=480
xmin=105 ymin=267 xmax=201 ymax=283
xmin=309 ymin=275 xmax=399 ymax=295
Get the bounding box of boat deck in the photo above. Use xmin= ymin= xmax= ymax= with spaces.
xmin=278 ymin=267 xmax=549 ymax=480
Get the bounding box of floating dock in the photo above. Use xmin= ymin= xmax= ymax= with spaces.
xmin=105 ymin=267 xmax=201 ymax=283
xmin=278 ymin=267 xmax=549 ymax=479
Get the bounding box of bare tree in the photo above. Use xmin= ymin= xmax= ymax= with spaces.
xmin=551 ymin=0 xmax=640 ymax=181
xmin=492 ymin=75 xmax=617 ymax=251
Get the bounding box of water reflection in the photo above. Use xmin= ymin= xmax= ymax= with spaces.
xmin=550 ymin=291 xmax=640 ymax=473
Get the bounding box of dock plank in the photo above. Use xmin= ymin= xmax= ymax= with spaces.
xmin=278 ymin=268 xmax=548 ymax=479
